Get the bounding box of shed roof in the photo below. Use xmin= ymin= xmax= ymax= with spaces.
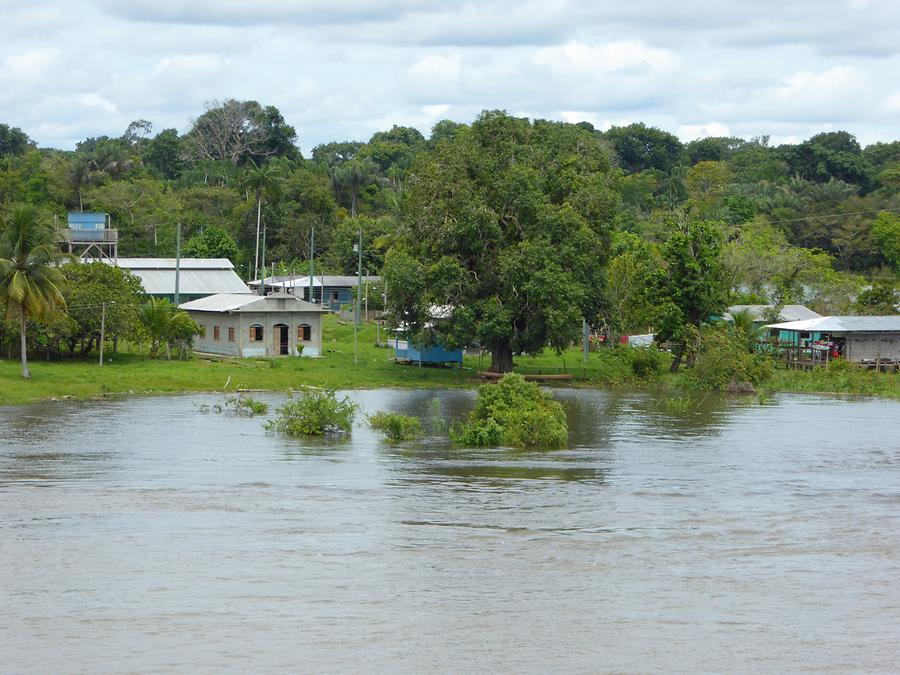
xmin=179 ymin=292 xmax=326 ymax=313
xmin=102 ymin=258 xmax=250 ymax=295
xmin=251 ymin=274 xmax=381 ymax=288
xmin=726 ymin=304 xmax=821 ymax=322
xmin=765 ymin=315 xmax=900 ymax=333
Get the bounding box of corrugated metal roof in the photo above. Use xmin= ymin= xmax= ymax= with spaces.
xmin=766 ymin=316 xmax=900 ymax=332
xmin=130 ymin=268 xmax=251 ymax=296
xmin=115 ymin=258 xmax=237 ymax=270
xmin=726 ymin=304 xmax=822 ymax=322
xmin=251 ymin=275 xmax=381 ymax=288
xmin=180 ymin=292 xmax=326 ymax=313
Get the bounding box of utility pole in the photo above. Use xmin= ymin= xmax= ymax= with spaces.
xmin=364 ymin=269 xmax=369 ymax=322
xmin=259 ymin=220 xmax=267 ymax=296
xmin=582 ymin=319 xmax=590 ymax=365
xmin=174 ymin=222 xmax=182 ymax=306
xmin=354 ymin=229 xmax=362 ymax=365
xmin=99 ymin=302 xmax=107 ymax=367
xmin=308 ymin=225 xmax=315 ymax=303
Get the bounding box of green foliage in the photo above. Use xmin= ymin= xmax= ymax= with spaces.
xmin=265 ymin=389 xmax=358 ymax=436
xmin=683 ymin=327 xmax=773 ymax=392
xmin=55 ymin=262 xmax=146 ymax=356
xmin=620 ymin=346 xmax=665 ymax=379
xmin=450 ymin=373 xmax=568 ymax=448
xmin=853 ymin=280 xmax=898 ymax=315
xmin=139 ymin=298 xmax=202 ymax=359
xmin=182 ymin=226 xmax=239 ymax=261
xmin=368 ymin=411 xmax=423 ymax=441
xmin=385 ymin=111 xmax=616 ymax=373
xmin=604 ymin=122 xmax=684 ymax=174
xmin=871 ymin=211 xmax=900 ymax=271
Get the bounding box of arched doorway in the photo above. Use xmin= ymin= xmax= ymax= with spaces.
xmin=273 ymin=323 xmax=289 ymax=355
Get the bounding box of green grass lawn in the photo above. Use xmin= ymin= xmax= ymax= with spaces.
xmin=1 ymin=315 xmax=897 ymax=405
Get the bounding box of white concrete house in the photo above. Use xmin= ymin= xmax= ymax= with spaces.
xmin=180 ymin=292 xmax=326 ymax=357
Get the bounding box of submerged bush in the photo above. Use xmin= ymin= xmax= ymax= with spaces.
xmin=368 ymin=411 xmax=423 ymax=441
xmin=265 ymin=390 xmax=358 ymax=436
xmin=225 ymin=395 xmax=269 ymax=416
xmin=450 ymin=373 xmax=568 ymax=448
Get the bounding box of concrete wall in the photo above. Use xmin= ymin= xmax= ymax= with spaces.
xmin=188 ymin=310 xmax=323 ymax=358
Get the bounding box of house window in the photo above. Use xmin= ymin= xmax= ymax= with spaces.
xmin=331 ymin=291 xmax=340 ymax=302
xmin=228 ymin=327 xmax=235 ymax=342
xmin=298 ymin=324 xmax=311 ymax=341
xmin=213 ymin=326 xmax=220 ymax=340
xmin=249 ymin=324 xmax=264 ymax=341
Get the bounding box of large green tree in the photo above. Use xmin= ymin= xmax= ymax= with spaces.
xmin=649 ymin=214 xmax=729 ymax=371
xmin=384 ymin=111 xmax=617 ymax=372
xmin=0 ymin=204 xmax=69 ymax=378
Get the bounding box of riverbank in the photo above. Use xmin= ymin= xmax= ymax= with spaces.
xmin=1 ymin=316 xmax=898 ymax=405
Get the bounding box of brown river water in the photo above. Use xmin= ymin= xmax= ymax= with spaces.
xmin=1 ymin=389 xmax=899 ymax=673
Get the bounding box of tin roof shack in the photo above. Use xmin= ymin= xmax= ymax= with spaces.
xmin=390 ymin=305 xmax=463 ymax=367
xmin=180 ymin=292 xmax=326 ymax=358
xmin=249 ymin=275 xmax=381 ymax=311
xmin=61 ymin=212 xmax=118 ymax=261
xmin=766 ymin=315 xmax=900 ymax=368
xmin=111 ymin=259 xmax=251 ymax=303
xmin=723 ymin=304 xmax=824 ymax=344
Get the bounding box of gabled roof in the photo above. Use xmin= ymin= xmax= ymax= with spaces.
xmin=726 ymin=304 xmax=822 ymax=322
xmin=179 ymin=292 xmax=325 ymax=313
xmin=100 ymin=258 xmax=251 ymax=295
xmin=766 ymin=315 xmax=900 ymax=332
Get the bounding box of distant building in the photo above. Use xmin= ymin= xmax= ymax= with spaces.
xmin=766 ymin=315 xmax=900 ymax=365
xmin=180 ymin=292 xmax=326 ymax=358
xmin=109 ymin=258 xmax=251 ymax=303
xmin=722 ymin=304 xmax=823 ymax=343
xmin=249 ymin=275 xmax=381 ymax=311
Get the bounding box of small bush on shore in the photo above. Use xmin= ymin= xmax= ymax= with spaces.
xmin=266 ymin=390 xmax=358 ymax=436
xmin=450 ymin=373 xmax=568 ymax=448
xmin=368 ymin=411 xmax=423 ymax=441
xmin=684 ymin=327 xmax=773 ymax=392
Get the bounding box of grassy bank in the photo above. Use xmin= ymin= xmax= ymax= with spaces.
xmin=1 ymin=315 xmax=898 ymax=405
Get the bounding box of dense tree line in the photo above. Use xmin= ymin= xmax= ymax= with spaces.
xmin=1 ymin=103 xmax=898 ymax=373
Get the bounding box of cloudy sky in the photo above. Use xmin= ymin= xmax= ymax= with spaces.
xmin=2 ymin=0 xmax=899 ymax=153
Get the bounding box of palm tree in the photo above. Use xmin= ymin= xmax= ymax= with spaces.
xmin=239 ymin=159 xmax=284 ymax=281
xmin=140 ymin=298 xmax=199 ymax=359
xmin=0 ymin=205 xmax=69 ymax=378
xmin=330 ymin=157 xmax=378 ymax=218
xmin=728 ymin=307 xmax=766 ymax=353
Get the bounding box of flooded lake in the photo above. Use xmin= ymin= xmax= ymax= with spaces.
xmin=2 ymin=389 xmax=899 ymax=673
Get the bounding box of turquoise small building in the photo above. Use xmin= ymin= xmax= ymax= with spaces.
xmin=390 ymin=337 xmax=463 ymax=366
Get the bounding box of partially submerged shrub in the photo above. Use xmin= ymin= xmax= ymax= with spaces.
xmin=226 ymin=395 xmax=269 ymax=416
xmin=450 ymin=373 xmax=568 ymax=448
xmin=368 ymin=411 xmax=423 ymax=441
xmin=265 ymin=390 xmax=358 ymax=436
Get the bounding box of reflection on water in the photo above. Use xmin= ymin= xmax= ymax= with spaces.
xmin=2 ymin=389 xmax=899 ymax=672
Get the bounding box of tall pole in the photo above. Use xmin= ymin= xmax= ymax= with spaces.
xmin=364 ymin=269 xmax=369 ymax=322
xmin=174 ymin=222 xmax=181 ymax=306
xmin=259 ymin=219 xmax=267 ymax=296
xmin=99 ymin=302 xmax=107 ymax=367
xmin=308 ymin=225 xmax=315 ymax=303
xmin=253 ymin=195 xmax=261 ymax=281
xmin=582 ymin=319 xmax=590 ymax=364
xmin=354 ymin=228 xmax=362 ymax=366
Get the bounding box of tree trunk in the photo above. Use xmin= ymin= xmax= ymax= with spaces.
xmin=669 ymin=341 xmax=685 ymax=373
xmin=351 ymin=192 xmax=358 ymax=218
xmin=489 ymin=345 xmax=514 ymax=373
xmin=19 ymin=306 xmax=30 ymax=379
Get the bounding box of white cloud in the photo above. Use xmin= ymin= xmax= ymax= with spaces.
xmin=533 ymin=40 xmax=677 ymax=76
xmin=74 ymin=93 xmax=118 ymax=115
xmin=883 ymin=91 xmax=900 ymax=113
xmin=4 ymin=48 xmax=59 ymax=79
xmin=678 ymin=122 xmax=731 ymax=140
